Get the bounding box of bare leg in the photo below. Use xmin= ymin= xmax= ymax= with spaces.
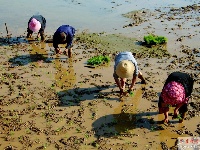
xmin=36 ymin=33 xmax=40 ymax=40
xmin=27 ymin=28 xmax=33 ymax=38
xmin=138 ymin=71 xmax=146 ymax=84
xmin=120 ymin=78 xmax=126 ymax=90
xmin=114 ymin=78 xmax=123 ymax=97
xmin=163 ymin=111 xmax=169 ymax=123
xmin=179 ymin=112 xmax=186 ymax=123
xmin=68 ymin=48 xmax=72 ymax=58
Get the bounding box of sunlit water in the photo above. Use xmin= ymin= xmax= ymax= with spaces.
xmin=0 ymin=0 xmax=198 ymax=37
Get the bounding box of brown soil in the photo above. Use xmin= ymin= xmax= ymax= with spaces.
xmin=0 ymin=3 xmax=199 ymax=150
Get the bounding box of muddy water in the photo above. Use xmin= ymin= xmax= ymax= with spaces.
xmin=114 ymin=88 xmax=143 ymax=127
xmin=0 ymin=0 xmax=198 ymax=36
xmin=0 ymin=37 xmax=199 ymax=150
xmin=0 ymin=1 xmax=199 ymax=150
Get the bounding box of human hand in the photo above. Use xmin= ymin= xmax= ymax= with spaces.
xmin=63 ymin=49 xmax=68 ymax=55
xmin=55 ymin=48 xmax=62 ymax=54
xmin=36 ymin=33 xmax=40 ymax=40
xmin=174 ymin=108 xmax=178 ymax=116
xmin=172 ymin=109 xmax=179 ymax=119
xmin=119 ymin=89 xmax=124 ymax=96
xmin=163 ymin=118 xmax=169 ymax=124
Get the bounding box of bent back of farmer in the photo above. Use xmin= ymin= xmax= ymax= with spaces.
xmin=53 ymin=25 xmax=75 ymax=58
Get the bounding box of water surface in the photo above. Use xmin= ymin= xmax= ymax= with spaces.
xmin=0 ymin=0 xmax=197 ymax=36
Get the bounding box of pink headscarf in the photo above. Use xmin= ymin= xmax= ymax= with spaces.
xmin=29 ymin=18 xmax=41 ymax=32
xmin=161 ymin=81 xmax=187 ymax=105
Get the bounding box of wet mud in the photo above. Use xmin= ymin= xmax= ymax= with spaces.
xmin=0 ymin=3 xmax=200 ymax=150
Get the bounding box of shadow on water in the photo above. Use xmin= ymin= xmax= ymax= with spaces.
xmin=54 ymin=57 xmax=76 ymax=90
xmin=92 ymin=112 xmax=160 ymax=138
xmin=57 ymin=77 xmax=146 ymax=107
xmin=91 ymin=88 xmax=165 ymax=138
xmin=57 ymin=84 xmax=116 ymax=107
xmin=0 ymin=36 xmax=28 ymax=46
xmin=8 ymin=41 xmax=64 ymax=66
xmin=8 ymin=53 xmax=53 ymax=66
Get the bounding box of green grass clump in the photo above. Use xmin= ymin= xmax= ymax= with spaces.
xmin=87 ymin=55 xmax=110 ymax=66
xmin=144 ymin=34 xmax=167 ymax=45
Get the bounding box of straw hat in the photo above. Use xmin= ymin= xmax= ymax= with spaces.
xmin=29 ymin=18 xmax=41 ymax=32
xmin=116 ymin=60 xmax=135 ymax=78
xmin=161 ymin=81 xmax=186 ymax=105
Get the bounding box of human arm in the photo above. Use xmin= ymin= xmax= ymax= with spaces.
xmin=128 ymin=75 xmax=137 ymax=91
xmin=174 ymin=103 xmax=185 ymax=117
xmin=163 ymin=111 xmax=169 ymax=123
xmin=114 ymin=77 xmax=125 ymax=96
xmin=65 ymin=26 xmax=75 ymax=49
xmin=53 ymin=33 xmax=59 ymax=49
xmin=158 ymin=96 xmax=170 ymax=123
xmin=53 ymin=33 xmax=62 ymax=54
xmin=65 ymin=33 xmax=74 ymax=50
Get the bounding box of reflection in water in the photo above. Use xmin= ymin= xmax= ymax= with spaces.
xmin=113 ymin=88 xmax=143 ymax=133
xmin=54 ymin=57 xmax=76 ymax=90
xmin=29 ymin=41 xmax=49 ymax=67
xmin=30 ymin=41 xmax=47 ymax=55
xmin=46 ymin=42 xmax=76 ymax=90
xmin=30 ymin=41 xmax=76 ymax=90
xmin=157 ymin=108 xmax=183 ymax=149
xmin=112 ymin=88 xmax=182 ymax=149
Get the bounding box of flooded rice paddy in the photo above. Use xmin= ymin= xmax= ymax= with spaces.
xmin=0 ymin=0 xmax=200 ymax=150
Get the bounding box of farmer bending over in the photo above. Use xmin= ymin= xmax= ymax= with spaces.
xmin=53 ymin=25 xmax=75 ymax=58
xmin=158 ymin=71 xmax=194 ymax=123
xmin=113 ymin=51 xmax=146 ymax=97
xmin=27 ymin=15 xmax=46 ymax=41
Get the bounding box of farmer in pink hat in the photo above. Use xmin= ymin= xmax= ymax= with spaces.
xmin=53 ymin=25 xmax=75 ymax=58
xmin=113 ymin=51 xmax=146 ymax=97
xmin=27 ymin=15 xmax=46 ymax=41
xmin=158 ymin=72 xmax=194 ymax=123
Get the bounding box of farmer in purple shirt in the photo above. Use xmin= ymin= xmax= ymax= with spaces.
xmin=113 ymin=51 xmax=146 ymax=97
xmin=53 ymin=25 xmax=75 ymax=58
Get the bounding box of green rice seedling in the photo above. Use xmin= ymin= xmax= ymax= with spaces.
xmin=8 ymin=131 xmax=15 ymax=136
xmin=150 ymin=125 xmax=156 ymax=131
xmin=43 ymin=143 xmax=48 ymax=149
xmin=55 ymin=128 xmax=61 ymax=132
xmin=124 ymin=128 xmax=129 ymax=133
xmin=84 ymin=133 xmax=89 ymax=139
xmin=76 ymin=128 xmax=82 ymax=133
xmin=177 ymin=114 xmax=182 ymax=120
xmin=144 ymin=34 xmax=167 ymax=45
xmin=25 ymin=128 xmax=32 ymax=134
xmin=87 ymin=55 xmax=110 ymax=66
xmin=129 ymin=91 xmax=134 ymax=97
xmin=91 ymin=141 xmax=100 ymax=148
xmin=173 ymin=114 xmax=182 ymax=120
xmin=68 ymin=120 xmax=74 ymax=126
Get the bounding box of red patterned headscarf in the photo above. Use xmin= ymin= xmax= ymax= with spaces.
xmin=161 ymin=81 xmax=187 ymax=105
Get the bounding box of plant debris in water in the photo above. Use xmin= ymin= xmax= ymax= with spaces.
xmin=75 ymin=31 xmax=137 ymax=53
xmin=75 ymin=32 xmax=170 ymax=59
